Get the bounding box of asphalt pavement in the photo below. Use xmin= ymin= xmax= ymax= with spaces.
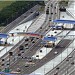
xmin=19 ymin=39 xmax=72 ymax=74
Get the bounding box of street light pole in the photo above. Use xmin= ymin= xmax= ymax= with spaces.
xmin=16 ymin=28 xmax=20 ymax=42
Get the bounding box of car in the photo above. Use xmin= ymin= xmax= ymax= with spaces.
xmin=25 ymin=38 xmax=29 ymax=41
xmin=36 ymin=55 xmax=39 ymax=57
xmin=49 ymin=19 xmax=51 ymax=21
xmin=30 ymin=37 xmax=34 ymax=41
xmin=40 ymin=50 xmax=42 ymax=52
xmin=51 ymin=13 xmax=53 ymax=14
xmin=32 ymin=41 xmax=35 ymax=43
xmin=30 ymin=11 xmax=33 ymax=13
xmin=28 ymin=60 xmax=32 ymax=62
xmin=51 ymin=4 xmax=53 ymax=7
xmin=25 ymin=47 xmax=29 ymax=49
xmin=40 ymin=27 xmax=42 ymax=29
xmin=71 ymin=62 xmax=74 ymax=65
xmin=25 ymin=43 xmax=28 ymax=46
xmin=54 ymin=51 xmax=58 ymax=54
xmin=54 ymin=7 xmax=56 ymax=9
xmin=54 ymin=72 xmax=58 ymax=75
xmin=25 ymin=64 xmax=29 ymax=67
xmin=46 ymin=9 xmax=49 ymax=14
xmin=19 ymin=45 xmax=24 ymax=50
xmin=55 ymin=45 xmax=60 ymax=48
xmin=16 ymin=68 xmax=21 ymax=72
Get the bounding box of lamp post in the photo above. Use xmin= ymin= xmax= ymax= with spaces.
xmin=53 ymin=51 xmax=58 ymax=69
xmin=25 ymin=26 xmax=27 ymax=32
xmin=16 ymin=28 xmax=20 ymax=42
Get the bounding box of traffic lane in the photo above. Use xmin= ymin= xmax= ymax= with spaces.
xmin=10 ymin=14 xmax=50 ymax=71
xmin=20 ymin=39 xmax=72 ymax=74
xmin=56 ymin=55 xmax=75 ymax=75
xmin=9 ymin=39 xmax=42 ymax=70
xmin=4 ymin=4 xmax=49 ymax=69
xmin=9 ymin=7 xmax=50 ymax=71
xmin=10 ymin=1 xmax=66 ymax=73
xmin=0 ymin=0 xmax=50 ymax=70
xmin=45 ymin=46 xmax=75 ymax=75
xmin=58 ymin=61 xmax=75 ymax=75
xmin=51 ymin=57 xmax=75 ymax=75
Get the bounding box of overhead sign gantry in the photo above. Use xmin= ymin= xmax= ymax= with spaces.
xmin=53 ymin=19 xmax=75 ymax=24
xmin=52 ymin=19 xmax=75 ymax=29
xmin=16 ymin=32 xmax=43 ymax=38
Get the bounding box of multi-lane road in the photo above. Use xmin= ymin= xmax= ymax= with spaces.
xmin=9 ymin=0 xmax=60 ymax=74
xmin=0 ymin=0 xmax=62 ymax=74
xmin=0 ymin=0 xmax=75 ymax=75
xmin=9 ymin=0 xmax=68 ymax=74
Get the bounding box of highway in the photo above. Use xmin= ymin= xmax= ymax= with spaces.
xmin=0 ymin=0 xmax=75 ymax=75
xmin=1 ymin=5 xmax=41 ymax=33
xmin=9 ymin=0 xmax=67 ymax=74
xmin=0 ymin=0 xmax=50 ymax=71
xmin=45 ymin=7 xmax=75 ymax=75
xmin=45 ymin=47 xmax=75 ymax=75
xmin=47 ymin=41 xmax=75 ymax=75
xmin=8 ymin=0 xmax=59 ymax=73
xmin=0 ymin=0 xmax=63 ymax=73
xmin=20 ymin=39 xmax=72 ymax=74
xmin=0 ymin=4 xmax=41 ymax=70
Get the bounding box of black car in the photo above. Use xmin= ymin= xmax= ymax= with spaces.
xmin=19 ymin=46 xmax=24 ymax=50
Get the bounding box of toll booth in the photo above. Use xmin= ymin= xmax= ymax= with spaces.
xmin=53 ymin=19 xmax=75 ymax=30
xmin=42 ymin=36 xmax=57 ymax=47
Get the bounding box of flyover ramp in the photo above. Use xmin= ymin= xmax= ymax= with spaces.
xmin=27 ymin=14 xmax=46 ymax=33
xmin=1 ymin=5 xmax=40 ymax=33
